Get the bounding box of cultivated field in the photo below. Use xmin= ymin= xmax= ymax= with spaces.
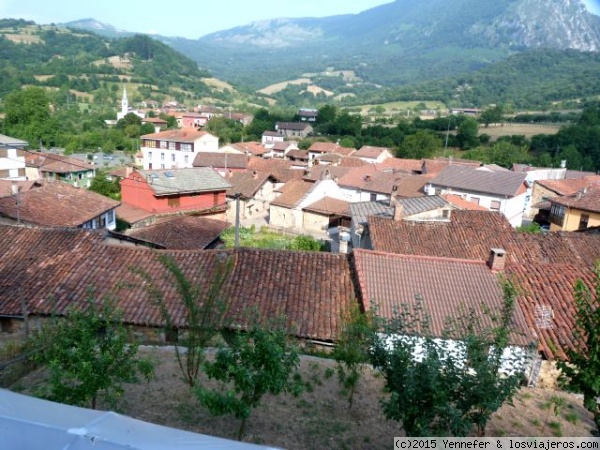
xmin=257 ymin=78 xmax=312 ymax=95
xmin=480 ymin=123 xmax=562 ymax=140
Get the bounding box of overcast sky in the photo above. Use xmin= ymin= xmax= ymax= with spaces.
xmin=0 ymin=0 xmax=394 ymax=39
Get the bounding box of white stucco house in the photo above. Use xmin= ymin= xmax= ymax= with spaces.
xmin=141 ymin=128 xmax=219 ymax=170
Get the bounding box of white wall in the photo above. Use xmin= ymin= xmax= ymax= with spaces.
xmin=0 ymin=149 xmax=26 ymax=180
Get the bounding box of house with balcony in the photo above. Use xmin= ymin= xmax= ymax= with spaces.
xmin=120 ymin=167 xmax=231 ymax=220
xmin=141 ymin=128 xmax=219 ymax=170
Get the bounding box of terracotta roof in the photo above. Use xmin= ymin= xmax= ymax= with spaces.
xmin=376 ymin=158 xmax=422 ymax=173
xmin=270 ymin=180 xmax=315 ymax=208
xmin=0 ymin=180 xmax=39 ymax=198
xmin=536 ymin=177 xmax=600 ymax=197
xmin=141 ymin=127 xmax=211 ymax=143
xmin=422 ymin=158 xmax=481 ymax=175
xmin=549 ymin=186 xmax=600 ymax=213
xmin=126 ymin=216 xmax=230 ymax=249
xmin=316 ymin=153 xmax=343 ymax=164
xmin=192 ymin=152 xmax=249 ymax=169
xmin=353 ymin=146 xmax=390 ymax=159
xmin=353 ymin=249 xmax=532 ymax=346
xmin=272 ymin=141 xmax=296 ymax=152
xmin=247 ymin=158 xmax=304 ymax=183
xmin=226 ymin=171 xmax=272 ymax=199
xmin=0 ymin=225 xmax=355 ymax=342
xmin=0 ymin=181 xmax=119 ymax=227
xmin=262 ymin=131 xmax=280 ymax=137
xmin=230 ymin=142 xmax=268 ymax=156
xmin=442 ymin=194 xmax=489 ymax=211
xmin=115 ymin=203 xmax=154 ymax=225
xmin=393 ymin=174 xmax=433 ymax=198
xmin=135 ymin=168 xmax=231 ymax=196
xmin=303 ymin=197 xmax=350 ymax=216
xmin=286 ymin=149 xmax=309 ymax=160
xmin=507 ymin=263 xmax=597 ymax=360
xmin=32 ymin=153 xmax=95 ymax=174
xmin=430 ymin=166 xmax=527 ymax=197
xmin=303 ymin=165 xmax=351 ymax=182
xmin=338 ymin=156 xmax=368 ymax=167
xmin=307 ymin=142 xmax=355 ymax=156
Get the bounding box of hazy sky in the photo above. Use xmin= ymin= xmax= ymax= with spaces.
xmin=583 ymin=0 xmax=600 ymax=14
xmin=0 ymin=0 xmax=394 ymax=39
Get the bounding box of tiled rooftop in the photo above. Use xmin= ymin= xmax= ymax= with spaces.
xmin=270 ymin=180 xmax=315 ymax=208
xmin=430 ymin=165 xmax=527 ymax=197
xmin=396 ymin=195 xmax=448 ymax=216
xmin=303 ymin=197 xmax=350 ymax=216
xmin=550 ymin=186 xmax=600 ymax=213
xmin=0 ymin=181 xmax=119 ymax=227
xmin=125 ymin=216 xmax=230 ymax=249
xmin=135 ymin=168 xmax=231 ymax=196
xmin=353 ymin=249 xmax=533 ymax=346
xmin=192 ymin=152 xmax=249 ymax=169
xmin=0 ymin=225 xmax=355 ymax=342
xmin=226 ymin=171 xmax=272 ymax=199
xmin=141 ymin=127 xmax=211 ymax=143
xmin=353 ymin=146 xmax=390 ymax=159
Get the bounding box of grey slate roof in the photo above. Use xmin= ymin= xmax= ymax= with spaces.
xmin=0 ymin=133 xmax=28 ymax=148
xmin=350 ymin=201 xmax=393 ymax=226
xmin=430 ymin=166 xmax=527 ymax=197
xmin=137 ymin=168 xmax=231 ymax=196
xmin=396 ymin=195 xmax=448 ymax=216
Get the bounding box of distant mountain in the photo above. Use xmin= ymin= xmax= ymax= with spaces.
xmin=159 ymin=0 xmax=600 ymax=89
xmin=62 ymin=18 xmax=133 ymax=39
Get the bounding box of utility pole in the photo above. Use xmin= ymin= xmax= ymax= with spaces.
xmin=234 ymin=194 xmax=241 ymax=248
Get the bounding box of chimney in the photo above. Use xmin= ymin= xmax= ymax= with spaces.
xmin=488 ymin=248 xmax=506 ymax=272
xmin=11 ymin=182 xmax=19 ymax=195
xmin=252 ymin=170 xmax=258 ymax=179
xmin=393 ymin=199 xmax=403 ymax=221
xmin=364 ymin=174 xmax=372 ymax=182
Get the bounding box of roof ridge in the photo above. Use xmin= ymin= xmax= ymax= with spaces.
xmin=353 ymin=248 xmax=489 ymax=266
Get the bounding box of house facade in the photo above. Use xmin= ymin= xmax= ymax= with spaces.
xmin=274 ymin=122 xmax=313 ymax=139
xmin=0 ymin=148 xmax=26 ymax=180
xmin=24 ymin=152 xmax=96 ymax=188
xmin=226 ymin=171 xmax=280 ymax=222
xmin=120 ymin=168 xmax=231 ymax=219
xmin=425 ymin=166 xmax=528 ymax=227
xmin=548 ymin=187 xmax=600 ymax=231
xmin=141 ymin=128 xmax=219 ymax=170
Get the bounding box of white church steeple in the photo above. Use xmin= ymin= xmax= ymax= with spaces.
xmin=121 ymin=87 xmax=128 ymax=116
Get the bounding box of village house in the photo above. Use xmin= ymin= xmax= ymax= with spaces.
xmin=23 ymin=151 xmax=96 ymax=188
xmin=119 ymin=167 xmax=231 ymax=221
xmin=0 ymin=148 xmax=26 ymax=180
xmin=261 ymin=131 xmax=284 ymax=148
xmin=140 ymin=128 xmax=219 ymax=170
xmin=269 ymin=141 xmax=298 ymax=159
xmin=274 ymin=122 xmax=313 ymax=139
xmin=0 ymin=180 xmax=119 ymax=230
xmin=352 ymin=146 xmax=393 ymax=164
xmin=179 ymin=112 xmax=208 ymax=128
xmin=425 ymin=165 xmax=529 ymax=227
xmin=307 ymin=142 xmax=355 ymax=162
xmin=548 ymin=186 xmax=600 ymax=232
xmin=141 ymin=117 xmax=168 ymax=134
xmin=225 ymin=170 xmax=282 ymax=222
xmin=192 ymin=152 xmax=249 ymax=177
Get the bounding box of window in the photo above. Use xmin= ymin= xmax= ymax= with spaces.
xmin=370 ymin=193 xmax=377 ymax=202
xmin=184 ymin=155 xmax=189 ymax=164
xmin=145 ymin=140 xmax=156 ymax=148
xmin=78 ymin=173 xmax=84 ymax=180
xmin=160 ymin=141 xmax=167 ymax=149
xmin=149 ymin=163 xmax=153 ymax=169
xmin=579 ymin=214 xmax=589 ymax=230
xmin=490 ymin=200 xmax=501 ymax=211
xmin=168 ymin=141 xmax=176 ymax=150
xmin=168 ymin=196 xmax=180 ymax=207
xmin=148 ymin=151 xmax=152 ymax=159
xmin=108 ymin=209 xmax=115 ymax=224
xmin=161 ymin=153 xmax=165 ymax=161
xmin=160 ymin=164 xmax=165 ymax=169
xmin=471 ymin=197 xmax=480 ymax=205
xmin=171 ymin=154 xmax=176 ymax=162
xmin=99 ymin=214 xmax=106 ymax=228
xmin=550 ymin=203 xmax=565 ymax=226
xmin=181 ymin=143 xmax=192 ymax=152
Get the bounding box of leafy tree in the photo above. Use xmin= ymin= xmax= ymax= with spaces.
xmin=370 ymin=280 xmax=528 ymax=436
xmin=134 ymin=253 xmax=232 ymax=388
xmin=289 ymin=235 xmax=324 ymax=251
xmin=333 ymin=301 xmax=374 ymax=408
xmin=479 ymin=105 xmax=504 ymax=127
xmin=396 ymin=130 xmax=442 ymax=159
xmin=456 ymin=117 xmax=480 ymax=150
xmin=29 ymin=289 xmax=154 ymax=409
xmin=557 ymin=263 xmax=600 ymax=432
xmin=196 ymin=319 xmax=303 ymax=440
xmin=89 ymin=172 xmax=121 ymax=200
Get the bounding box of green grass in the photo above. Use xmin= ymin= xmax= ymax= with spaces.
xmin=221 ymin=227 xmax=325 ymax=251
